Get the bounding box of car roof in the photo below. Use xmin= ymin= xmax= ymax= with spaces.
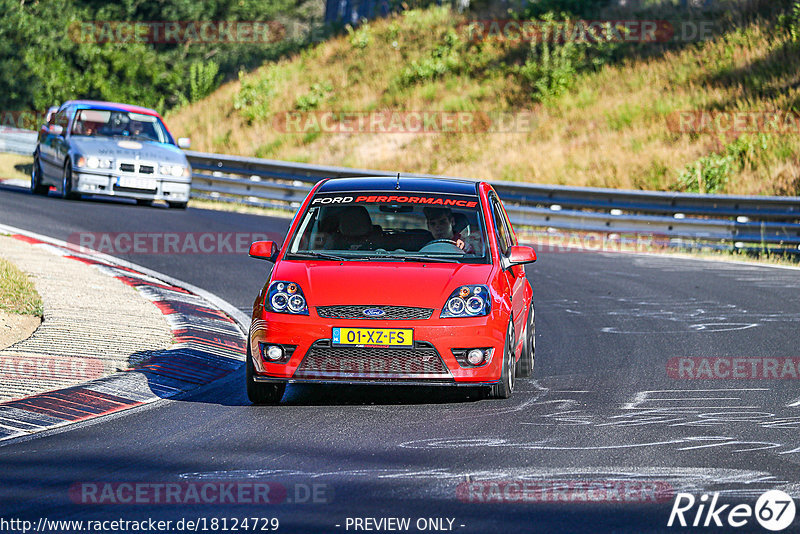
xmin=61 ymin=100 xmax=162 ymax=118
xmin=317 ymin=176 xmax=480 ymax=196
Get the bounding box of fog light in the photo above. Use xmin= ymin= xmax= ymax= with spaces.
xmin=467 ymin=349 xmax=485 ymax=366
xmin=266 ymin=345 xmax=283 ymax=361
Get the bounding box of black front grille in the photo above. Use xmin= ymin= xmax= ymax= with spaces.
xmin=139 ymin=165 xmax=155 ymax=174
xmin=294 ymin=340 xmax=450 ymax=379
xmin=316 ymin=305 xmax=433 ymax=320
xmin=119 ymin=163 xmax=136 ymax=173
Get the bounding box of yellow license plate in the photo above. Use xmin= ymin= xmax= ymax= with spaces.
xmin=332 ymin=328 xmax=413 ymax=347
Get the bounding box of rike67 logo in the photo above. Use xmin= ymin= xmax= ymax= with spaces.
xmin=668 ymin=490 xmax=796 ymax=531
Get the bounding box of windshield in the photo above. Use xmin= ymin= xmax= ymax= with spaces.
xmin=287 ymin=192 xmax=489 ymax=263
xmin=71 ymin=109 xmax=173 ymax=144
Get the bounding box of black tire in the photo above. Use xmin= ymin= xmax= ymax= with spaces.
xmin=136 ymin=199 xmax=154 ymax=207
xmin=31 ymin=155 xmax=48 ymax=195
xmin=516 ymin=304 xmax=535 ymax=378
xmin=246 ymin=342 xmax=286 ymax=405
xmin=61 ymin=161 xmax=79 ymax=200
xmin=168 ymin=201 xmax=188 ymax=210
xmin=489 ymin=319 xmax=516 ymax=399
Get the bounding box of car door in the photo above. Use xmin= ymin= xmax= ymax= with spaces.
xmin=489 ymin=193 xmax=526 ymax=348
xmin=54 ymin=107 xmax=74 ymax=173
xmin=40 ymin=109 xmax=67 ymax=184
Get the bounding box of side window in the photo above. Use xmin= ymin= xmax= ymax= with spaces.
xmin=55 ymin=111 xmax=69 ymax=130
xmin=490 ymin=196 xmax=512 ymax=255
xmin=497 ymin=197 xmax=517 ymax=246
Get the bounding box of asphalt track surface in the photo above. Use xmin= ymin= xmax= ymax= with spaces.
xmin=0 ymin=185 xmax=799 ymax=533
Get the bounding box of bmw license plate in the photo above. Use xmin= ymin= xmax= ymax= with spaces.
xmin=332 ymin=328 xmax=413 ymax=347
xmin=117 ymin=176 xmax=156 ymax=190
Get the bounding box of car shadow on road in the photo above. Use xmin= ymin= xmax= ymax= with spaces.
xmin=146 ymin=357 xmax=490 ymax=407
xmin=279 ymin=382 xmax=487 ymax=406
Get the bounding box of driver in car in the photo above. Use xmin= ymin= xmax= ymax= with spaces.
xmin=127 ymin=121 xmax=143 ymax=136
xmin=424 ymin=207 xmax=479 ymax=253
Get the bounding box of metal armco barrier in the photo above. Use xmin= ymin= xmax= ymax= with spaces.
xmin=2 ymin=130 xmax=799 ymax=247
xmin=184 ymin=150 xmax=800 ymax=247
xmin=0 ymin=129 xmax=38 ymax=156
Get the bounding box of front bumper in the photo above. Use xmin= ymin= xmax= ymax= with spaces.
xmin=249 ymin=310 xmax=507 ymax=385
xmin=74 ymin=169 xmax=191 ymax=202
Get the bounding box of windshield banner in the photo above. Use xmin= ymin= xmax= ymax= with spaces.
xmin=310 ymin=192 xmax=479 ymax=208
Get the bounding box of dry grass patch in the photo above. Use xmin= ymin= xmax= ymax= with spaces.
xmin=0 ymin=154 xmax=33 ymax=182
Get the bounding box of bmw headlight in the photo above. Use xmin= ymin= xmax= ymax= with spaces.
xmin=440 ymin=285 xmax=491 ymax=318
xmin=160 ymin=164 xmax=189 ymax=178
xmin=76 ymin=155 xmax=113 ymax=169
xmin=266 ymin=281 xmax=308 ymax=315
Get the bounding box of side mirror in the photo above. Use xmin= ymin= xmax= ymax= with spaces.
xmin=249 ymin=241 xmax=278 ymax=262
xmin=49 ymin=125 xmax=64 ymax=136
xmin=177 ymin=138 xmax=191 ymax=149
xmin=45 ymin=106 xmax=58 ymax=123
xmin=506 ymin=245 xmax=536 ymax=266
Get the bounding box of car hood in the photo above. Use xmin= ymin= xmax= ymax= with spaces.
xmin=272 ymin=260 xmax=494 ymax=309
xmin=69 ymin=136 xmax=187 ymax=164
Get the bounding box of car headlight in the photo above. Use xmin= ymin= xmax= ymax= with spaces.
xmin=440 ymin=285 xmax=491 ymax=318
xmin=160 ymin=164 xmax=189 ymax=178
xmin=266 ymin=281 xmax=308 ymax=315
xmin=76 ymin=156 xmax=112 ymax=169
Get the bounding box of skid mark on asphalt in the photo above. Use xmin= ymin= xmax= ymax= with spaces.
xmin=395 ymin=386 xmax=800 ymax=458
xmin=541 ymin=295 xmax=799 ymax=334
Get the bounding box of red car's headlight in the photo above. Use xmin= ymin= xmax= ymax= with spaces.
xmin=266 ymin=281 xmax=309 ymax=315
xmin=440 ymin=285 xmax=490 ymax=318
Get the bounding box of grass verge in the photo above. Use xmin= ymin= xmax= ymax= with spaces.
xmin=0 ymin=154 xmax=32 ymax=183
xmin=0 ymin=257 xmax=43 ymax=316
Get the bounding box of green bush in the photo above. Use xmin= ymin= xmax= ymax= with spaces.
xmin=347 ymin=22 xmax=371 ymax=49
xmin=395 ymin=29 xmax=462 ymax=87
xmin=295 ymin=82 xmax=333 ymax=111
xmin=517 ymin=14 xmax=624 ymax=103
xmin=676 ymin=135 xmax=771 ymax=193
xmin=677 ymin=152 xmax=735 ymax=194
xmin=233 ymin=70 xmax=274 ymax=123
xmin=189 ymin=60 xmax=220 ymax=103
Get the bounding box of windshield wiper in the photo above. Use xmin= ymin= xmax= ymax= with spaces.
xmin=289 ymin=251 xmax=348 ymax=261
xmin=397 ymin=256 xmax=461 ymax=263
